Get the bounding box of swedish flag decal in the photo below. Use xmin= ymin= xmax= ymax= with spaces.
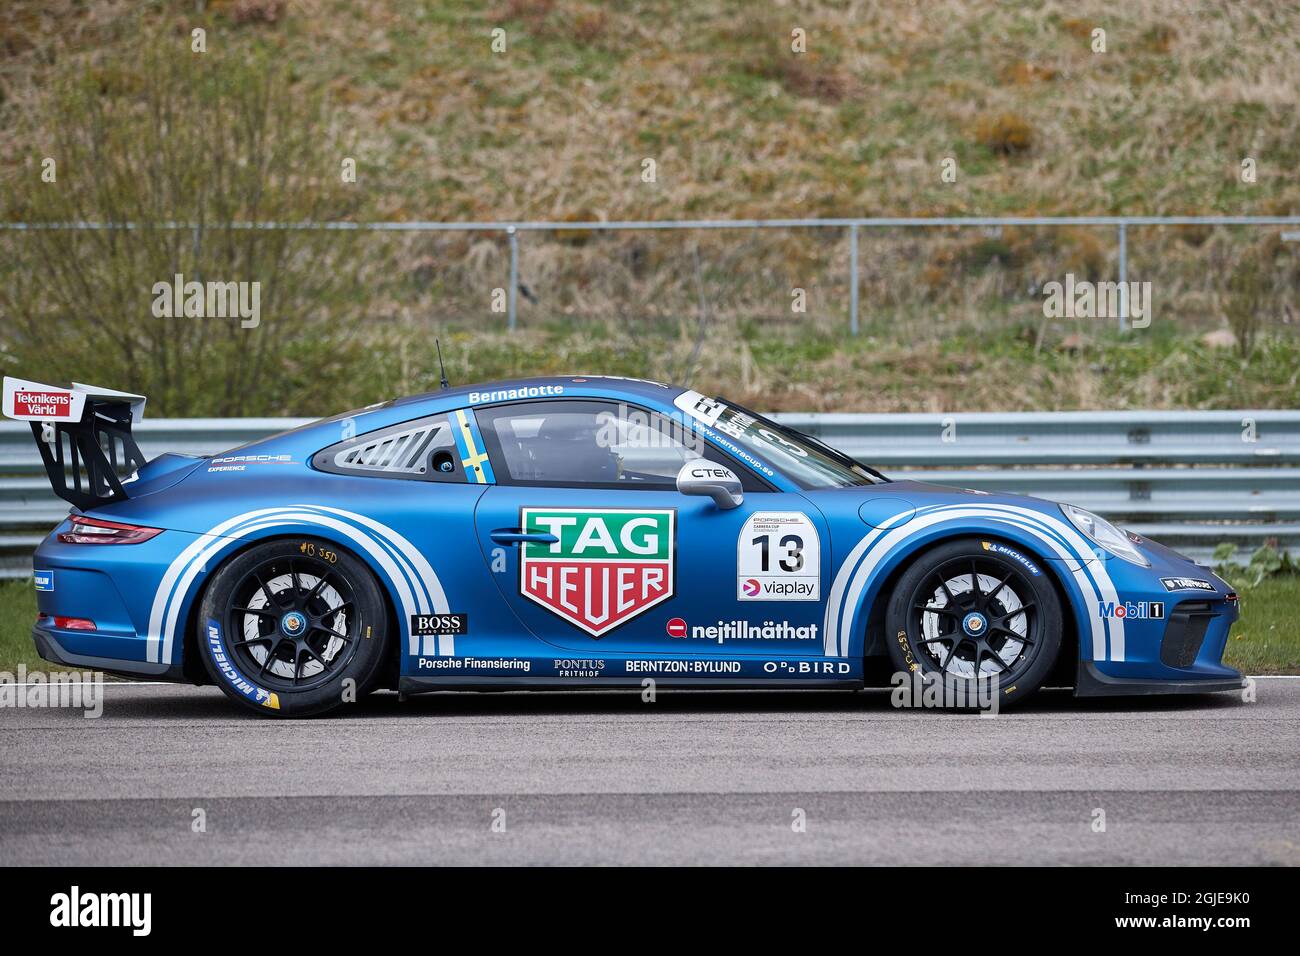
xmin=453 ymin=409 xmax=495 ymax=484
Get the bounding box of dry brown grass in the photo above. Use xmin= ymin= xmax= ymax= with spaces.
xmin=973 ymin=113 xmax=1036 ymax=156
xmin=0 ymin=0 xmax=1295 ymax=413
xmin=4 ymin=1 xmax=1295 ymax=223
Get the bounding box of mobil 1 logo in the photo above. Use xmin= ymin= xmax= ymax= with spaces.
xmin=738 ymin=511 xmax=820 ymax=601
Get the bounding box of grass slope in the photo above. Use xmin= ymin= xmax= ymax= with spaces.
xmin=0 ymin=2 xmax=1296 ymax=416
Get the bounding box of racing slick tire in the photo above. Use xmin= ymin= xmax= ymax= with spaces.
xmin=196 ymin=539 xmax=390 ymax=717
xmin=884 ymin=537 xmax=1063 ymax=709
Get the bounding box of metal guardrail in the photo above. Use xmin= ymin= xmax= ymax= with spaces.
xmin=5 ymin=214 xmax=1299 ymax=333
xmin=784 ymin=410 xmax=1300 ymax=564
xmin=1 ymin=410 xmax=1295 ymax=577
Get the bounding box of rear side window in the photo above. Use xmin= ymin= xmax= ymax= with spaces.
xmin=313 ymin=414 xmax=465 ymax=482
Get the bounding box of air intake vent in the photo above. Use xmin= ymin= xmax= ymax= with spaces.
xmin=332 ymin=423 xmax=442 ymax=475
xmin=1159 ymin=601 xmax=1215 ymax=669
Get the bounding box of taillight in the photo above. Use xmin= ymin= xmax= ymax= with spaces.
xmin=54 ymin=616 xmax=97 ymax=631
xmin=57 ymin=516 xmax=162 ymax=545
xmin=40 ymin=613 xmax=97 ymax=630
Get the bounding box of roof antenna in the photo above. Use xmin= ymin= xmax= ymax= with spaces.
xmin=435 ymin=338 xmax=450 ymax=390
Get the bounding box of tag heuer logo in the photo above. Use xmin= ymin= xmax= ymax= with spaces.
xmin=519 ymin=508 xmax=675 ymax=637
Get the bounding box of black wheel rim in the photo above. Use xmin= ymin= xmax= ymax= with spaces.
xmin=226 ymin=554 xmax=361 ymax=691
xmin=906 ymin=553 xmax=1040 ymax=684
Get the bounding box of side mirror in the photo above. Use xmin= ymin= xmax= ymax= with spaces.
xmin=675 ymin=460 xmax=743 ymax=510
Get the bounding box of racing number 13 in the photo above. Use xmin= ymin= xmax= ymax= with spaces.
xmin=752 ymin=533 xmax=804 ymax=572
xmin=737 ymin=511 xmax=821 ymax=602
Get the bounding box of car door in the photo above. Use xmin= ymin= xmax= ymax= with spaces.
xmin=469 ymin=398 xmax=831 ymax=663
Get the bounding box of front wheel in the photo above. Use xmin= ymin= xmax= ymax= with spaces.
xmin=884 ymin=538 xmax=1062 ymax=708
xmin=196 ymin=539 xmax=390 ymax=717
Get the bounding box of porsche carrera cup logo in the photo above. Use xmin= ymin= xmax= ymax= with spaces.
xmin=519 ymin=508 xmax=675 ymax=637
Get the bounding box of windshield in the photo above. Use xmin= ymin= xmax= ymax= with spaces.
xmin=710 ymin=397 xmax=885 ymax=489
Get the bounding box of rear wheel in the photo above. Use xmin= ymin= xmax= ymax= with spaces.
xmin=196 ymin=539 xmax=389 ymax=717
xmin=884 ymin=538 xmax=1062 ymax=708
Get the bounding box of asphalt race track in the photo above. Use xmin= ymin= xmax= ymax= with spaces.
xmin=2 ymin=680 xmax=1298 ymax=866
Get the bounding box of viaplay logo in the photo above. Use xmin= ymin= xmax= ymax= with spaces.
xmin=742 ymin=578 xmax=761 ymax=597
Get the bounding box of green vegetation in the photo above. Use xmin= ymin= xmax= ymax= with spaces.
xmin=0 ymin=1 xmax=1296 ymax=416
xmin=1222 ymin=576 xmax=1300 ymax=675
xmin=1213 ymin=542 xmax=1295 ymax=589
xmin=0 ymin=580 xmax=41 ymax=673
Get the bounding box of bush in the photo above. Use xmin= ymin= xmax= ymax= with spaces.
xmin=0 ymin=24 xmax=365 ymax=416
xmin=1213 ymin=542 xmax=1294 ymax=590
xmin=973 ymin=113 xmax=1034 ymax=156
xmin=1222 ymin=234 xmax=1300 ymax=358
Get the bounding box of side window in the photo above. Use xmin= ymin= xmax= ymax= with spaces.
xmin=475 ymin=400 xmax=766 ymax=489
xmin=312 ymin=413 xmax=466 ymax=482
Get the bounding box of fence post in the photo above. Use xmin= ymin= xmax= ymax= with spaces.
xmin=507 ymin=226 xmax=519 ymax=332
xmin=849 ymin=224 xmax=859 ymax=336
xmin=1117 ymin=222 xmax=1128 ymax=332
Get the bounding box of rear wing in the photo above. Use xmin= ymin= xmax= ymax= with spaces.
xmin=2 ymin=376 xmax=148 ymax=511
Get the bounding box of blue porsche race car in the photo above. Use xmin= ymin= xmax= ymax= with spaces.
xmin=5 ymin=374 xmax=1243 ymax=716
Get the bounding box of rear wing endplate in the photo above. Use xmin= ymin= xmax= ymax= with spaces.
xmin=3 ymin=376 xmax=148 ymax=511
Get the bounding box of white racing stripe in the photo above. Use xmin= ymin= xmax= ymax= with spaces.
xmin=147 ymin=507 xmax=295 ymax=663
xmin=159 ymin=513 xmax=423 ymax=665
xmin=823 ymin=503 xmax=1124 ymax=662
xmin=946 ymin=503 xmax=1124 ymax=661
xmin=821 ymin=510 xmax=914 ymax=655
xmin=833 ymin=509 xmax=1086 ymax=657
xmin=308 ymin=505 xmax=448 ymax=629
xmin=147 ymin=506 xmax=446 ymax=664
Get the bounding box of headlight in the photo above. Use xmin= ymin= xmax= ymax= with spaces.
xmin=1060 ymin=504 xmax=1149 ymax=566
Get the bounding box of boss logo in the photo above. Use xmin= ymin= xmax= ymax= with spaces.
xmin=410 ymin=613 xmax=468 ymax=636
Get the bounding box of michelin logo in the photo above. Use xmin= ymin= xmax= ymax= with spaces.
xmin=981 ymin=541 xmax=1040 ymax=576
xmin=207 ymin=620 xmax=280 ymax=709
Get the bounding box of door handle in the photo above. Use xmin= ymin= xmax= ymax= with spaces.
xmin=490 ymin=530 xmax=559 ymax=546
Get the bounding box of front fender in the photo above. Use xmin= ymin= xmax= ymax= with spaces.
xmin=823 ymin=504 xmax=1127 ymax=666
